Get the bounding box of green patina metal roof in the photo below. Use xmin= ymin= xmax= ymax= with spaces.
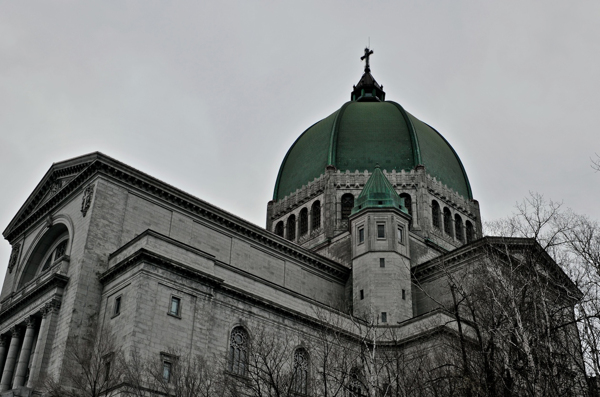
xmin=351 ymin=166 xmax=408 ymax=215
xmin=273 ymin=100 xmax=473 ymax=201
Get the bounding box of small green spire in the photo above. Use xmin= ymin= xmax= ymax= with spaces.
xmin=351 ymin=166 xmax=409 ymax=215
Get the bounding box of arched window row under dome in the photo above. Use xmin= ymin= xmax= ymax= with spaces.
xmin=273 ymin=200 xmax=322 ymax=242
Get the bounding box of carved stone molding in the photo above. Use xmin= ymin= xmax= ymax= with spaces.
xmin=8 ymin=244 xmax=20 ymax=274
xmin=81 ymin=184 xmax=95 ymax=217
xmin=42 ymin=300 xmax=61 ymax=317
xmin=24 ymin=316 xmax=36 ymax=328
xmin=9 ymin=325 xmax=21 ymax=338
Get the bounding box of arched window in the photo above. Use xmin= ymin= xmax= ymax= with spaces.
xmin=19 ymin=224 xmax=69 ymax=288
xmin=274 ymin=221 xmax=284 ymax=237
xmin=432 ymin=200 xmax=441 ymax=229
xmin=455 ymin=214 xmax=464 ymax=242
xmin=443 ymin=208 xmax=452 ymax=237
xmin=292 ymin=348 xmax=309 ymax=395
xmin=299 ymin=208 xmax=308 ymax=236
xmin=229 ymin=327 xmax=249 ymax=376
xmin=348 ymin=367 xmax=365 ymax=397
xmin=399 ymin=193 xmax=412 ymax=227
xmin=286 ymin=215 xmax=296 ymax=241
xmin=466 ymin=221 xmax=475 ymax=243
xmin=341 ymin=194 xmax=354 ymax=220
xmin=311 ymin=201 xmax=321 ymax=231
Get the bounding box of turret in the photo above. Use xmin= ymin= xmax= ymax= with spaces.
xmin=350 ymin=166 xmax=413 ymax=323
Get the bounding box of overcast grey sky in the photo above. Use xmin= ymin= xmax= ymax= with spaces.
xmin=1 ymin=1 xmax=599 ymax=280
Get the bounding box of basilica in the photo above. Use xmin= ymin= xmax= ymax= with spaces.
xmin=0 ymin=50 xmax=585 ymax=396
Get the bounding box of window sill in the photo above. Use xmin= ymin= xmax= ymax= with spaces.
xmin=167 ymin=312 xmax=181 ymax=319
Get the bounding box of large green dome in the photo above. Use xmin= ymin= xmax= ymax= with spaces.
xmin=273 ymin=100 xmax=473 ymax=201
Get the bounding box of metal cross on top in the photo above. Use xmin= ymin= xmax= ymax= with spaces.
xmin=361 ymin=47 xmax=374 ymax=72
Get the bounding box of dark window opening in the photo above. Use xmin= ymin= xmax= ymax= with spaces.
xmin=299 ymin=208 xmax=308 ymax=236
xmin=443 ymin=208 xmax=453 ymax=237
xmin=455 ymin=214 xmax=464 ymax=242
xmin=381 ymin=312 xmax=387 ymax=323
xmin=114 ymin=296 xmax=121 ymax=316
xmin=360 ymin=290 xmax=364 ymax=300
xmin=432 ymin=201 xmax=441 ymax=229
xmin=466 ymin=221 xmax=475 ymax=243
xmin=229 ymin=327 xmax=248 ymax=376
xmin=358 ymin=227 xmax=365 ymax=244
xmin=163 ymin=361 xmax=172 ymax=383
xmin=379 ymin=258 xmax=385 ymax=268
xmin=286 ymin=215 xmax=296 ymax=241
xmin=341 ymin=194 xmax=354 ymax=220
xmin=274 ymin=221 xmax=284 ymax=237
xmin=402 ymin=289 xmax=406 ymax=300
xmin=311 ymin=201 xmax=321 ymax=230
xmin=377 ymin=224 xmax=385 ymax=239
xmin=292 ymin=348 xmax=309 ymax=395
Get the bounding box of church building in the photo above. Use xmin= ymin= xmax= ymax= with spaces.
xmin=0 ymin=50 xmax=583 ymax=396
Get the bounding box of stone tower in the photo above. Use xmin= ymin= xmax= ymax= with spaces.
xmin=350 ymin=166 xmax=412 ymax=324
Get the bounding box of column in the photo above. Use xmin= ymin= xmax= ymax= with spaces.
xmin=13 ymin=317 xmax=36 ymax=387
xmin=0 ymin=326 xmax=22 ymax=391
xmin=0 ymin=337 xmax=8 ymax=379
xmin=411 ymin=200 xmax=418 ymax=227
xmin=27 ymin=301 xmax=60 ymax=388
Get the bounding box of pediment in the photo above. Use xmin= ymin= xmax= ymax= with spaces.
xmin=3 ymin=153 xmax=101 ymax=241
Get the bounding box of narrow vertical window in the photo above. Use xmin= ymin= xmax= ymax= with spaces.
xmin=163 ymin=361 xmax=172 ymax=383
xmin=397 ymin=227 xmax=404 ymax=243
xmin=443 ymin=208 xmax=453 ymax=237
xmin=311 ymin=201 xmax=321 ymax=230
xmin=432 ymin=200 xmax=441 ymax=229
xmin=379 ymin=258 xmax=385 ymax=268
xmin=292 ymin=348 xmax=309 ymax=395
xmin=341 ymin=194 xmax=354 ymax=220
xmin=466 ymin=221 xmax=475 ymax=243
xmin=169 ymin=297 xmax=181 ymax=317
xmin=358 ymin=227 xmax=365 ymax=244
xmin=113 ymin=296 xmax=121 ymax=316
xmin=104 ymin=361 xmax=111 ymax=383
xmin=274 ymin=221 xmax=284 ymax=237
xmin=377 ymin=224 xmax=385 ymax=239
xmin=402 ymin=289 xmax=406 ymax=300
xmin=286 ymin=215 xmax=296 ymax=241
xmin=381 ymin=312 xmax=387 ymax=323
xmin=360 ymin=290 xmax=364 ymax=300
xmin=299 ymin=208 xmax=308 ymax=236
xmin=455 ymin=214 xmax=464 ymax=242
xmin=229 ymin=327 xmax=249 ymax=376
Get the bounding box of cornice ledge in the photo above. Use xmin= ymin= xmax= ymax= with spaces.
xmin=0 ymin=273 xmax=68 ymax=322
xmin=99 ymin=248 xmax=224 ymax=287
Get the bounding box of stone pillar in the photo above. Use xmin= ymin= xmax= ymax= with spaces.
xmin=0 ymin=326 xmax=22 ymax=391
xmin=0 ymin=337 xmax=8 ymax=378
xmin=27 ymin=301 xmax=60 ymax=388
xmin=13 ymin=317 xmax=36 ymax=387
xmin=411 ymin=200 xmax=418 ymax=227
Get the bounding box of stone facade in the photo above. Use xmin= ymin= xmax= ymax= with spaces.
xmin=0 ymin=151 xmax=584 ymax=395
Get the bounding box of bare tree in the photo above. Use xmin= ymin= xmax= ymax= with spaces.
xmin=44 ymin=324 xmax=124 ymax=397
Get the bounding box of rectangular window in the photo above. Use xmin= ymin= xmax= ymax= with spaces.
xmin=397 ymin=227 xmax=404 ymax=243
xmin=360 ymin=290 xmax=364 ymax=300
xmin=113 ymin=296 xmax=121 ymax=316
xmin=104 ymin=361 xmax=111 ymax=383
xmin=163 ymin=361 xmax=172 ymax=383
xmin=358 ymin=227 xmax=365 ymax=244
xmin=379 ymin=258 xmax=385 ymax=268
xmin=381 ymin=312 xmax=387 ymax=323
xmin=169 ymin=297 xmax=181 ymax=317
xmin=402 ymin=289 xmax=406 ymax=300
xmin=377 ymin=224 xmax=385 ymax=239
